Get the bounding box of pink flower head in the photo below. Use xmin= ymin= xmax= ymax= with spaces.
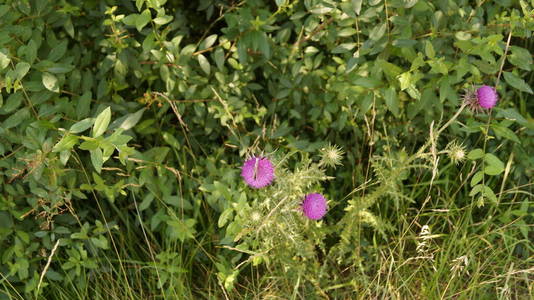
xmin=463 ymin=85 xmax=498 ymax=112
xmin=241 ymin=156 xmax=275 ymax=189
xmin=302 ymin=193 xmax=328 ymax=220
xmin=476 ymin=85 xmax=498 ymax=109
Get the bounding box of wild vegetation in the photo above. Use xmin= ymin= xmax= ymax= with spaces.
xmin=0 ymin=0 xmax=532 ymax=299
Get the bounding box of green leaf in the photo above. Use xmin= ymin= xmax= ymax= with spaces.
xmin=14 ymin=62 xmax=30 ymax=80
xmin=0 ymin=49 xmax=10 ymax=69
xmin=214 ymin=48 xmax=225 ymax=70
xmin=218 ymin=208 xmax=233 ymax=228
xmin=122 ymin=14 xmax=138 ymax=26
xmin=60 ymin=150 xmax=71 ymax=166
xmin=508 ymin=46 xmax=532 ymax=71
xmin=139 ymin=194 xmax=154 ymax=211
xmin=467 ymin=148 xmax=484 ymax=160
xmin=503 ymin=71 xmax=533 ymax=94
xmin=197 ymin=54 xmax=210 ymax=75
xmin=484 ymin=153 xmax=504 ymax=176
xmin=200 ymin=34 xmax=218 ymax=50
xmin=90 ymin=148 xmax=103 ymax=173
xmin=162 ymin=132 xmax=180 ymax=149
xmin=425 ymin=41 xmax=435 ymax=59
xmin=76 ymin=91 xmax=92 ymax=119
xmin=332 ymin=43 xmax=356 ymax=54
xmin=2 ymin=108 xmax=29 ymax=129
xmin=93 ymin=107 xmax=111 ymax=138
xmin=338 ymin=28 xmax=358 ymax=37
xmin=79 ymin=140 xmax=99 ymax=151
xmin=369 ymin=23 xmax=386 ymax=41
xmin=70 ymin=118 xmax=95 ymax=134
xmin=482 ymin=185 xmax=497 ymax=203
xmin=352 ymin=0 xmax=362 ymax=15
xmin=42 ymin=72 xmax=59 ymax=93
xmin=119 ymin=108 xmax=145 ymax=130
xmin=470 ymin=171 xmax=484 ymax=187
xmin=491 ymin=124 xmax=520 ymax=143
xmin=384 ymin=87 xmax=399 ymax=116
xmin=136 ymin=0 xmax=144 ymax=11
xmin=153 ymin=15 xmax=173 ymax=25
xmin=310 ymin=6 xmax=333 ymax=14
xmin=48 ymin=41 xmax=68 ymax=62
xmin=136 ymin=9 xmax=151 ymax=32
xmin=52 ymin=135 xmax=79 ymax=152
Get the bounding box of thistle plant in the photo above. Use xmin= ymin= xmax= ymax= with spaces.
xmin=226 ymin=148 xmax=343 ymax=287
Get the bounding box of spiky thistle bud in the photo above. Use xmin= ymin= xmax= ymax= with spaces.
xmin=446 ymin=141 xmax=466 ymax=165
xmin=319 ymin=144 xmax=344 ymax=169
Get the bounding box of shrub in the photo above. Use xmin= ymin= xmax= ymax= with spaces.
xmin=0 ymin=0 xmax=532 ymax=298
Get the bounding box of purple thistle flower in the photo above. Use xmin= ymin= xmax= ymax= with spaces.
xmin=463 ymin=85 xmax=498 ymax=112
xmin=241 ymin=156 xmax=275 ymax=189
xmin=476 ymin=85 xmax=498 ymax=109
xmin=302 ymin=193 xmax=328 ymax=220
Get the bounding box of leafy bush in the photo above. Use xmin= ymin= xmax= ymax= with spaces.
xmin=0 ymin=0 xmax=532 ymax=298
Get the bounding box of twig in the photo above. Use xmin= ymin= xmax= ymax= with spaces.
xmin=36 ymin=239 xmax=61 ymax=294
xmin=496 ymin=30 xmax=513 ymax=87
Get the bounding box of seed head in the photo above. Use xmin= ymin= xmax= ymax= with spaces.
xmin=241 ymin=156 xmax=275 ymax=189
xmin=319 ymin=144 xmax=344 ymax=169
xmin=302 ymin=193 xmax=328 ymax=220
xmin=446 ymin=141 xmax=466 ymax=165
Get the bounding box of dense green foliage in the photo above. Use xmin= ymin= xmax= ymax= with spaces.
xmin=0 ymin=0 xmax=533 ymax=298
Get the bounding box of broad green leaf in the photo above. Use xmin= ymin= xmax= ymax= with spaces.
xmin=162 ymin=132 xmax=180 ymax=149
xmin=508 ymin=46 xmax=532 ymax=71
xmin=79 ymin=140 xmax=99 ymax=151
xmin=310 ymin=6 xmax=333 ymax=14
xmin=332 ymin=43 xmax=356 ymax=54
xmin=136 ymin=9 xmax=151 ymax=32
xmin=214 ymin=48 xmax=225 ymax=70
xmin=119 ymin=108 xmax=145 ymax=130
xmin=425 ymin=41 xmax=435 ymax=59
xmin=200 ymin=34 xmax=218 ymax=50
xmin=93 ymin=107 xmax=111 ymax=138
xmin=338 ymin=28 xmax=358 ymax=37
xmin=384 ymin=87 xmax=399 ymax=116
xmin=52 ymin=135 xmax=79 ymax=152
xmin=136 ymin=0 xmax=144 ymax=11
xmin=2 ymin=107 xmax=29 ymax=129
xmin=503 ymin=71 xmax=533 ymax=94
xmin=482 ymin=185 xmax=497 ymax=203
xmin=484 ymin=153 xmax=504 ymax=176
xmin=197 ymin=54 xmax=210 ymax=75
xmin=60 ymin=150 xmax=71 ymax=166
xmin=48 ymin=41 xmax=68 ymax=62
xmin=491 ymin=124 xmax=520 ymax=143
xmin=139 ymin=194 xmax=155 ymax=211
xmin=76 ymin=91 xmax=92 ymax=119
xmin=90 ymin=148 xmax=103 ymax=173
xmin=70 ymin=118 xmax=95 ymax=133
xmin=369 ymin=23 xmax=386 ymax=41
xmin=0 ymin=49 xmax=10 ymax=69
xmin=352 ymin=0 xmax=362 ymax=15
xmin=14 ymin=62 xmax=30 ymax=80
xmin=467 ymin=148 xmax=484 ymax=160
xmin=470 ymin=171 xmax=484 ymax=187
xmin=153 ymin=15 xmax=173 ymax=25
xmin=122 ymin=14 xmax=138 ymax=26
xmin=42 ymin=72 xmax=59 ymax=93
xmin=218 ymin=208 xmax=233 ymax=228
